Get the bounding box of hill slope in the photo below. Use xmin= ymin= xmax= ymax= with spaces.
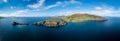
xmin=61 ymin=14 xmax=107 ymax=22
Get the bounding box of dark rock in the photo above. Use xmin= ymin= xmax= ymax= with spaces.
xmin=12 ymin=22 xmax=29 ymax=25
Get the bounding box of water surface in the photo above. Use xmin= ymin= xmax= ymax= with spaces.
xmin=0 ymin=17 xmax=120 ymax=41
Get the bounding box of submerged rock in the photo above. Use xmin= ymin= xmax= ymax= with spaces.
xmin=33 ymin=20 xmax=67 ymax=27
xmin=12 ymin=22 xmax=29 ymax=25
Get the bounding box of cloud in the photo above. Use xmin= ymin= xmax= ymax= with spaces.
xmin=64 ymin=0 xmax=81 ymax=5
xmin=93 ymin=6 xmax=113 ymax=14
xmin=95 ymin=7 xmax=103 ymax=10
xmin=70 ymin=0 xmax=80 ymax=4
xmin=27 ymin=0 xmax=45 ymax=9
xmin=0 ymin=10 xmax=28 ymax=17
xmin=93 ymin=6 xmax=114 ymax=16
xmin=23 ymin=0 xmax=31 ymax=2
xmin=3 ymin=0 xmax=7 ymax=3
xmin=27 ymin=0 xmax=81 ymax=10
xmin=56 ymin=4 xmax=120 ymax=17
xmin=44 ymin=0 xmax=81 ymax=10
xmin=58 ymin=11 xmax=75 ymax=16
xmin=0 ymin=10 xmax=46 ymax=17
xmin=12 ymin=10 xmax=28 ymax=14
xmin=85 ymin=5 xmax=120 ymax=17
xmin=8 ymin=10 xmax=43 ymax=17
xmin=44 ymin=1 xmax=62 ymax=10
xmin=2 ymin=1 xmax=120 ymax=17
xmin=10 ymin=6 xmax=16 ymax=9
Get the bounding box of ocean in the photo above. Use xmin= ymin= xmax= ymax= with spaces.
xmin=0 ymin=17 xmax=120 ymax=41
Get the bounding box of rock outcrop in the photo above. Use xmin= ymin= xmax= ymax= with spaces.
xmin=12 ymin=22 xmax=29 ymax=25
xmin=33 ymin=20 xmax=67 ymax=27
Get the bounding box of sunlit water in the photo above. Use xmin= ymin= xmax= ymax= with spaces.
xmin=0 ymin=17 xmax=120 ymax=41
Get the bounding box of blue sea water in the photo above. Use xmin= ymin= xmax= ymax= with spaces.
xmin=0 ymin=17 xmax=120 ymax=41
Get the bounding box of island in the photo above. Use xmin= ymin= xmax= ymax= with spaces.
xmin=61 ymin=14 xmax=107 ymax=22
xmin=33 ymin=20 xmax=67 ymax=27
xmin=32 ymin=13 xmax=107 ymax=27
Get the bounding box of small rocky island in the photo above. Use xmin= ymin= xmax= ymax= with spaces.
xmin=12 ymin=22 xmax=29 ymax=25
xmin=33 ymin=20 xmax=67 ymax=27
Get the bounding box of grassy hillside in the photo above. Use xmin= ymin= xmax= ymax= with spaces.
xmin=45 ymin=20 xmax=59 ymax=24
xmin=61 ymin=14 xmax=107 ymax=22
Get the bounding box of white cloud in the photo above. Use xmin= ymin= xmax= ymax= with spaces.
xmin=27 ymin=0 xmax=81 ymax=10
xmin=0 ymin=10 xmax=28 ymax=17
xmin=70 ymin=0 xmax=80 ymax=4
xmin=44 ymin=0 xmax=81 ymax=10
xmin=2 ymin=2 xmax=120 ymax=17
xmin=23 ymin=0 xmax=31 ymax=2
xmin=56 ymin=4 xmax=120 ymax=17
xmin=93 ymin=6 xmax=113 ymax=14
xmin=0 ymin=10 xmax=46 ymax=17
xmin=12 ymin=10 xmax=28 ymax=14
xmin=3 ymin=0 xmax=7 ymax=3
xmin=95 ymin=7 xmax=103 ymax=10
xmin=10 ymin=6 xmax=16 ymax=9
xmin=27 ymin=0 xmax=45 ymax=9
xmin=58 ymin=11 xmax=75 ymax=16
xmin=85 ymin=5 xmax=120 ymax=17
xmin=44 ymin=1 xmax=62 ymax=10
xmin=64 ymin=0 xmax=81 ymax=5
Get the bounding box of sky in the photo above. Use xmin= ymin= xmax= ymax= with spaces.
xmin=0 ymin=0 xmax=120 ymax=17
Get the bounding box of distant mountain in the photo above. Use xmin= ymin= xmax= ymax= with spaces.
xmin=61 ymin=13 xmax=107 ymax=22
xmin=0 ymin=17 xmax=2 ymax=18
xmin=0 ymin=16 xmax=4 ymax=18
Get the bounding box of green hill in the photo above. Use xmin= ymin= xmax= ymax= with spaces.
xmin=61 ymin=13 xmax=107 ymax=22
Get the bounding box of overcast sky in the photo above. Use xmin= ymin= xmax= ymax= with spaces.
xmin=0 ymin=0 xmax=120 ymax=17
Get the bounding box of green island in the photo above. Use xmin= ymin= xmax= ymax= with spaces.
xmin=61 ymin=14 xmax=107 ymax=22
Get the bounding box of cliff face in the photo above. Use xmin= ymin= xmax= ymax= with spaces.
xmin=61 ymin=14 xmax=107 ymax=22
